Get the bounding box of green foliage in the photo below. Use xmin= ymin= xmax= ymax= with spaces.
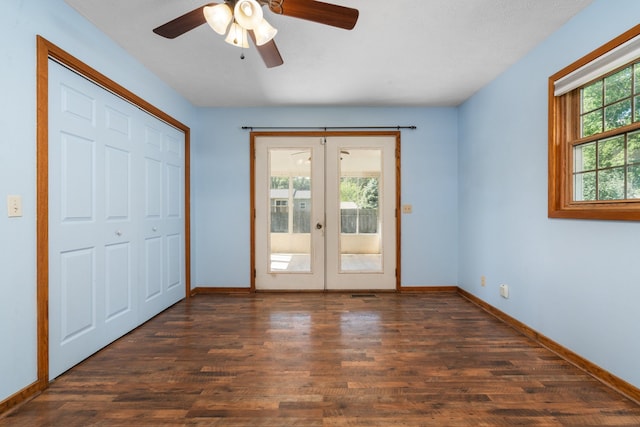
xmin=582 ymin=110 xmax=603 ymax=137
xmin=361 ymin=178 xmax=379 ymax=209
xmin=575 ymin=142 xmax=596 ymax=172
xmin=604 ymin=67 xmax=632 ymax=104
xmin=340 ymin=179 xmax=360 ymax=204
xmin=340 ymin=177 xmax=379 ymax=209
xmin=574 ymin=131 xmax=640 ymax=201
xmin=628 ymin=165 xmax=640 ymax=199
xmin=629 ymin=131 xmax=640 ymax=162
xmin=582 ymin=80 xmax=602 ymax=112
xmin=581 ymin=64 xmax=638 ymax=137
xmin=598 ymin=136 xmax=625 ymax=168
xmin=293 ymin=176 xmax=310 ymax=191
xmin=598 ymin=168 xmax=625 ymax=200
xmin=605 ymin=100 xmax=631 ymax=131
xmin=271 ymin=176 xmax=311 ymax=191
xmin=575 ymin=64 xmax=640 ymax=201
xmin=271 ymin=176 xmax=289 ymax=189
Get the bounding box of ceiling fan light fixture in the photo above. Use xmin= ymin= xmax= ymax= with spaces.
xmin=233 ymin=0 xmax=263 ymax=30
xmin=253 ymin=18 xmax=278 ymax=46
xmin=203 ymin=3 xmax=232 ymax=35
xmin=225 ymin=22 xmax=249 ymax=48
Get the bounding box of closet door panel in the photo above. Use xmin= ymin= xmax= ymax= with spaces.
xmin=48 ymin=60 xmax=184 ymax=378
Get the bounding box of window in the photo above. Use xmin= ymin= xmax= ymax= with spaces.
xmin=549 ymin=24 xmax=640 ymax=220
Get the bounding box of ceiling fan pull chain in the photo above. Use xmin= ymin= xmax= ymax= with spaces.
xmin=240 ymin=28 xmax=246 ymax=60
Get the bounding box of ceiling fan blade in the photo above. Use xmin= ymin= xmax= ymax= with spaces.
xmin=153 ymin=3 xmax=217 ymax=39
xmin=270 ymin=0 xmax=359 ymax=30
xmin=249 ymin=31 xmax=284 ymax=68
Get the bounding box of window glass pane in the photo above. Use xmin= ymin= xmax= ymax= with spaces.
xmin=628 ymin=130 xmax=640 ymax=163
xmin=635 ymin=62 xmax=640 ymax=94
xmin=574 ymin=142 xmax=596 ymax=172
xmin=598 ymin=167 xmax=625 ymax=200
xmin=270 ymin=176 xmax=289 ymax=233
xmin=581 ymin=109 xmax=603 ymax=137
xmin=635 ymin=95 xmax=640 ymax=123
xmin=574 ymin=172 xmax=596 ymax=201
xmin=268 ymin=149 xmax=311 ymax=273
xmin=339 ymin=149 xmax=382 ymax=273
xmin=628 ymin=165 xmax=640 ymax=199
xmin=604 ymin=66 xmax=632 ymax=105
xmin=340 ymin=177 xmax=379 ymax=234
xmin=292 ymin=177 xmax=311 ymax=233
xmin=582 ymin=80 xmax=602 ymax=113
xmin=604 ymin=99 xmax=632 ymax=131
xmin=598 ymin=135 xmax=625 ymax=168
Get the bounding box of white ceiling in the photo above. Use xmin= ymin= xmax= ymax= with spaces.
xmin=64 ymin=0 xmax=593 ymax=107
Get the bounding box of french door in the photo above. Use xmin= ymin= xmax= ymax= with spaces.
xmin=253 ymin=133 xmax=399 ymax=291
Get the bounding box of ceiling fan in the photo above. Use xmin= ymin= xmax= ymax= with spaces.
xmin=152 ymin=0 xmax=359 ymax=68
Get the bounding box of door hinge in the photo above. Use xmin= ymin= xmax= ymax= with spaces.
xmin=254 ymin=269 xmax=257 ymax=278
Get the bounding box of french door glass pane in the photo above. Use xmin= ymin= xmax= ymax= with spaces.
xmin=268 ymin=149 xmax=311 ymax=273
xmin=339 ymin=148 xmax=382 ymax=272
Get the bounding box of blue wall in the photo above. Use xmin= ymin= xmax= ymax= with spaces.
xmin=458 ymin=0 xmax=640 ymax=388
xmin=0 ymin=0 xmax=196 ymax=402
xmin=192 ymin=107 xmax=459 ymax=288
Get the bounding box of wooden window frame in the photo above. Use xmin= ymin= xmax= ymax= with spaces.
xmin=549 ymin=24 xmax=640 ymax=220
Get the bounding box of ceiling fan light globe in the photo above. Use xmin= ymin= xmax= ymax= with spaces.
xmin=254 ymin=18 xmax=277 ymax=46
xmin=225 ymin=22 xmax=249 ymax=48
xmin=203 ymin=4 xmax=232 ymax=35
xmin=234 ymin=0 xmax=263 ymax=30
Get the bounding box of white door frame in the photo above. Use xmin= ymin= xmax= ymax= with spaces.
xmin=251 ymin=131 xmax=401 ymax=292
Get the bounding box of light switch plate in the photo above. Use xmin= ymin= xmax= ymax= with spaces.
xmin=7 ymin=195 xmax=22 ymax=217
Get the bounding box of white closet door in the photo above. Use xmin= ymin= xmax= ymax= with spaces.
xmin=138 ymin=112 xmax=185 ymax=322
xmin=48 ymin=60 xmax=185 ymax=379
xmin=48 ymin=61 xmax=138 ymax=378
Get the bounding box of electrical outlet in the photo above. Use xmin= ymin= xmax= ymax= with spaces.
xmin=499 ymin=284 xmax=509 ymax=299
xmin=402 ymin=204 xmax=413 ymax=214
xmin=481 ymin=275 xmax=486 ymax=287
xmin=7 ymin=195 xmax=22 ymax=218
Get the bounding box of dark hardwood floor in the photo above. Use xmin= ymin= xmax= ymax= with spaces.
xmin=2 ymin=292 xmax=640 ymax=426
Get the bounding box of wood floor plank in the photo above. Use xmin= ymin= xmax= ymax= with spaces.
xmin=2 ymin=292 xmax=639 ymax=426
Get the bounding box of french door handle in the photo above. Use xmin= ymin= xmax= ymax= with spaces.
xmin=316 ymin=222 xmax=323 ymax=230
